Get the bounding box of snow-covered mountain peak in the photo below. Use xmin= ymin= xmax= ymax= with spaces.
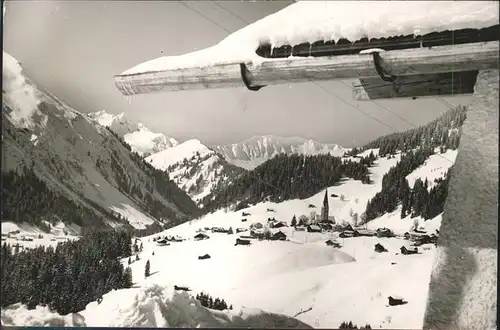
xmin=146 ymin=139 xmax=214 ymax=171
xmin=136 ymin=122 xmax=150 ymax=131
xmin=145 ymin=139 xmax=239 ymax=203
xmin=87 ymin=110 xmax=178 ymax=156
xmin=88 ymin=110 xmax=123 ymax=127
xmin=214 ymin=135 xmax=348 ymax=170
xmin=2 ymin=52 xmax=42 ymax=130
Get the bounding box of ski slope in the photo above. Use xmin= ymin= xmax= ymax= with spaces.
xmin=2 ymin=149 xmax=456 ymax=328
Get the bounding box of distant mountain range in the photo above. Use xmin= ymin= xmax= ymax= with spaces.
xmin=88 ymin=111 xmax=349 ymax=203
xmin=213 ymin=135 xmax=349 ymax=170
xmin=88 ymin=111 xmax=348 ymax=171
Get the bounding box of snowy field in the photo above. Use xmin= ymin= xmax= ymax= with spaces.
xmin=1 ymin=221 xmax=79 ymax=250
xmin=1 ymin=149 xmax=456 ymax=328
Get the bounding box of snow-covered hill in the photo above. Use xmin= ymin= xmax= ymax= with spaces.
xmin=1 ymin=285 xmax=311 ymax=328
xmin=214 ymin=135 xmax=348 ymax=170
xmin=146 ymin=139 xmax=242 ymax=203
xmin=88 ymin=110 xmax=178 ymax=156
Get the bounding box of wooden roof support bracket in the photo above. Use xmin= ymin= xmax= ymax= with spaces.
xmin=372 ymin=51 xmax=400 ymax=93
xmin=239 ymin=63 xmax=266 ymax=91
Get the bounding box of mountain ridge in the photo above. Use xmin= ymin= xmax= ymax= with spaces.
xmin=213 ymin=135 xmax=348 ymax=170
xmin=2 ymin=52 xmax=199 ymax=233
xmin=88 ymin=110 xmax=179 ymax=157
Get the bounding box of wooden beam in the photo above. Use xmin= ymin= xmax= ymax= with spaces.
xmin=353 ymin=71 xmax=479 ymax=100
xmin=114 ymin=41 xmax=499 ymax=96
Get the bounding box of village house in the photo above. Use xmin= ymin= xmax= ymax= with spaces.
xmin=376 ymin=228 xmax=395 ymax=238
xmin=400 ymin=246 xmax=419 ymax=255
xmin=250 ymin=229 xmax=267 ymax=240
xmin=250 ymin=222 xmax=263 ymax=230
xmin=242 ymin=212 xmax=251 ymax=217
xmin=413 ymin=234 xmax=438 ymax=246
xmin=355 ymin=229 xmax=376 ymax=237
xmin=272 ymin=231 xmax=287 ymax=241
xmin=235 ymin=228 xmax=247 ymax=233
xmin=211 ymin=227 xmax=229 ymax=233
xmin=325 ymin=240 xmax=342 ymax=248
xmin=156 ymin=238 xmax=170 ymax=246
xmin=374 ymin=243 xmax=388 ymax=253
xmin=271 ymin=221 xmax=287 ymax=229
xmin=241 ymin=218 xmax=247 ymax=222
xmin=388 ymin=296 xmax=407 ymax=306
xmin=307 ymin=225 xmax=322 ymax=233
xmin=194 ymin=233 xmax=210 ymax=241
xmin=319 ymin=223 xmax=333 ymax=231
xmin=198 ymin=254 xmax=211 ymax=260
xmin=235 ymin=238 xmax=251 ymax=246
xmin=339 ymin=230 xmax=356 ymax=238
xmin=295 ymin=227 xmax=306 ymax=232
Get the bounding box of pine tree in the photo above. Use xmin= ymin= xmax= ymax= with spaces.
xmin=145 ymin=260 xmax=151 ymax=278
xmin=291 ymin=215 xmax=297 ymax=227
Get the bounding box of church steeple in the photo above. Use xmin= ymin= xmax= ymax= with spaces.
xmin=321 ymin=189 xmax=329 ymax=222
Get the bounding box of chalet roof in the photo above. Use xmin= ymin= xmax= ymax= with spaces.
xmin=308 ymin=225 xmax=321 ymax=230
xmin=119 ymin=1 xmax=497 ymax=75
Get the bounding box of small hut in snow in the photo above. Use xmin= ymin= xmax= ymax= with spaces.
xmin=374 ymin=243 xmax=388 ymax=253
xmin=194 ymin=233 xmax=210 ymax=241
xmin=326 ymin=240 xmax=342 ymax=248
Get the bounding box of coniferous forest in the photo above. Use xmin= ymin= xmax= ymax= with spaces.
xmin=363 ymin=148 xmax=453 ymax=222
xmin=362 ymin=106 xmax=465 ymax=223
xmin=106 ymin=128 xmax=201 ymax=223
xmin=346 ymin=105 xmax=466 ymax=157
xmin=1 ymin=229 xmax=133 ymax=315
xmin=201 ymin=152 xmax=377 ymax=213
xmin=1 ymin=166 xmax=124 ymax=230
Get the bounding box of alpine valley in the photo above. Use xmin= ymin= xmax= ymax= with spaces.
xmin=2 ymin=50 xmax=467 ymax=329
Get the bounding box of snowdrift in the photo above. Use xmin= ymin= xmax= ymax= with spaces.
xmin=1 ymin=284 xmax=312 ymax=328
xmin=120 ymin=1 xmax=498 ymax=74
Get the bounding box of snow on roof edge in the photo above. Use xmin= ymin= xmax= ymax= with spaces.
xmin=121 ymin=1 xmax=499 ymax=75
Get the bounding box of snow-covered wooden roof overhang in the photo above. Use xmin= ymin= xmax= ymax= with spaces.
xmin=114 ymin=1 xmax=499 ymax=100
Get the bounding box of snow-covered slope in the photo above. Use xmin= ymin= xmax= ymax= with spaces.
xmin=87 ymin=110 xmax=136 ymax=136
xmin=214 ymin=135 xmax=348 ymax=170
xmin=146 ymin=140 xmax=240 ymax=203
xmin=121 ymin=1 xmax=498 ymax=74
xmin=2 ymin=147 xmax=456 ymax=328
xmin=88 ymin=111 xmax=178 ymax=156
xmin=2 ymin=53 xmax=198 ymax=232
xmin=2 ymin=285 xmax=311 ymax=328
